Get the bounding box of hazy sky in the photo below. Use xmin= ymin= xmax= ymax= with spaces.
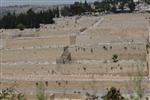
xmin=0 ymin=0 xmax=98 ymax=7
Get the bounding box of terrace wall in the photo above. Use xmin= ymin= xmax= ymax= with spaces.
xmin=2 ymin=60 xmax=147 ymax=76
xmin=69 ymin=44 xmax=146 ymax=61
xmin=5 ymin=36 xmax=70 ymax=49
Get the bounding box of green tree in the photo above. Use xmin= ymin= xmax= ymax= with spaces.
xmin=144 ymin=0 xmax=150 ymax=4
xmin=94 ymin=0 xmax=111 ymax=12
xmin=119 ymin=2 xmax=126 ymax=12
xmin=0 ymin=8 xmax=55 ymax=29
xmin=61 ymin=6 xmax=71 ymax=17
xmin=36 ymin=81 xmax=47 ymax=100
xmin=101 ymin=87 xmax=125 ymax=100
xmin=56 ymin=7 xmax=60 ymax=18
xmin=70 ymin=2 xmax=86 ymax=15
xmin=128 ymin=0 xmax=136 ymax=12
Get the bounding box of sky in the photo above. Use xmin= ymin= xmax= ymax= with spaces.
xmin=0 ymin=0 xmax=98 ymax=7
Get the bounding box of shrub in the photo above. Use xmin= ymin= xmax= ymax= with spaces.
xmin=36 ymin=81 xmax=47 ymax=100
xmin=112 ymin=54 xmax=119 ymax=62
xmin=146 ymin=43 xmax=150 ymax=48
xmin=101 ymin=87 xmax=125 ymax=100
xmin=17 ymin=24 xmax=25 ymax=31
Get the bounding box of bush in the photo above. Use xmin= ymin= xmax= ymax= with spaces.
xmin=145 ymin=0 xmax=150 ymax=4
xmin=17 ymin=24 xmax=25 ymax=31
xmin=146 ymin=43 xmax=150 ymax=48
xmin=101 ymin=87 xmax=125 ymax=100
xmin=0 ymin=88 xmax=26 ymax=100
xmin=112 ymin=54 xmax=119 ymax=62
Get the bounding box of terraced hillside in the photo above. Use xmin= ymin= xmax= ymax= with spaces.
xmin=0 ymin=13 xmax=150 ymax=99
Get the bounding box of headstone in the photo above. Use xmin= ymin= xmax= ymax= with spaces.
xmin=50 ymin=94 xmax=55 ymax=100
xmin=70 ymin=35 xmax=76 ymax=45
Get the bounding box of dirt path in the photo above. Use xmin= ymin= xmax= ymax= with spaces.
xmin=80 ymin=17 xmax=104 ymax=35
